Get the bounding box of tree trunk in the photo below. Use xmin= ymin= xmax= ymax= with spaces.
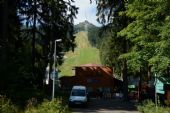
xmin=122 ymin=59 xmax=128 ymax=101
xmin=32 ymin=0 xmax=37 ymax=76
xmin=122 ymin=37 xmax=128 ymax=101
xmin=138 ymin=71 xmax=142 ymax=102
xmin=147 ymin=65 xmax=151 ymax=82
xmin=167 ymin=67 xmax=170 ymax=76
xmin=2 ymin=1 xmax=8 ymax=44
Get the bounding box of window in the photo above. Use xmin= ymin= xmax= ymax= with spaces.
xmin=72 ymin=89 xmax=86 ymax=96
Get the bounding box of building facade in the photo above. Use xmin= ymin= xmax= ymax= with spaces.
xmin=60 ymin=64 xmax=122 ymax=97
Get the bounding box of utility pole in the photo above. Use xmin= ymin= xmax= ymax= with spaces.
xmin=52 ymin=39 xmax=62 ymax=100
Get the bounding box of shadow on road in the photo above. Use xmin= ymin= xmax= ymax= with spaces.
xmin=72 ymin=98 xmax=139 ymax=113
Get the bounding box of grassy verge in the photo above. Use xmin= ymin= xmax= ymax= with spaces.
xmin=25 ymin=98 xmax=70 ymax=113
xmin=138 ymin=100 xmax=170 ymax=113
xmin=0 ymin=95 xmax=20 ymax=113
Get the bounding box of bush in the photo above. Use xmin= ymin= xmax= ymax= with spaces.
xmin=0 ymin=94 xmax=70 ymax=113
xmin=25 ymin=98 xmax=70 ymax=113
xmin=165 ymin=100 xmax=170 ymax=106
xmin=0 ymin=95 xmax=19 ymax=113
xmin=138 ymin=100 xmax=170 ymax=113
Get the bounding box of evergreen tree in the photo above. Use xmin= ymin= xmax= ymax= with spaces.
xmin=0 ymin=0 xmax=21 ymax=95
xmin=0 ymin=0 xmax=78 ymax=101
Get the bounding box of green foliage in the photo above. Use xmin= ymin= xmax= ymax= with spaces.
xmin=0 ymin=95 xmax=19 ymax=113
xmin=138 ymin=100 xmax=170 ymax=113
xmin=138 ymin=100 xmax=155 ymax=113
xmin=25 ymin=99 xmax=70 ymax=113
xmin=0 ymin=96 xmax=70 ymax=113
xmin=99 ymin=35 xmax=122 ymax=74
xmin=95 ymin=0 xmax=170 ymax=75
xmin=118 ymin=0 xmax=170 ymax=74
xmin=95 ymin=0 xmax=170 ymax=101
xmin=98 ymin=17 xmax=128 ymax=76
xmin=95 ymin=0 xmax=129 ymax=100
xmin=0 ymin=0 xmax=78 ymax=104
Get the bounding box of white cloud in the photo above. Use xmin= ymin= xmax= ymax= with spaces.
xmin=72 ymin=0 xmax=101 ymax=26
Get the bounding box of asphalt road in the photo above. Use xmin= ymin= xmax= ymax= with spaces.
xmin=71 ymin=98 xmax=139 ymax=113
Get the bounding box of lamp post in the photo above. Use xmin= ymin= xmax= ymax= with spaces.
xmin=52 ymin=39 xmax=62 ymax=100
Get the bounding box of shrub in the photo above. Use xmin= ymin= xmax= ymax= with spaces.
xmin=25 ymin=98 xmax=70 ymax=113
xmin=0 ymin=95 xmax=19 ymax=113
xmin=165 ymin=100 xmax=170 ymax=106
xmin=0 ymin=95 xmax=70 ymax=113
xmin=138 ymin=100 xmax=170 ymax=113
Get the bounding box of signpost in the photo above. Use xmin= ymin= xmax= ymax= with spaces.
xmin=50 ymin=70 xmax=58 ymax=81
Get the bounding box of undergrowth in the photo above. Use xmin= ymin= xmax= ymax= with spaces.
xmin=0 ymin=95 xmax=70 ymax=113
xmin=138 ymin=100 xmax=170 ymax=113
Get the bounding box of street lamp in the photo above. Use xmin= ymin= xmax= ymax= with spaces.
xmin=52 ymin=39 xmax=62 ymax=100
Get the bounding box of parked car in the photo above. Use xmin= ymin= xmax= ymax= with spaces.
xmin=68 ymin=85 xmax=88 ymax=107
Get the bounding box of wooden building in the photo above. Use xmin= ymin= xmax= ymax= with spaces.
xmin=59 ymin=64 xmax=122 ymax=97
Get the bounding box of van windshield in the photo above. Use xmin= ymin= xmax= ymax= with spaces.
xmin=72 ymin=89 xmax=86 ymax=96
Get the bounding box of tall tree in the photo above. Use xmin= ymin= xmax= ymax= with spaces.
xmin=95 ymin=0 xmax=129 ymax=101
xmin=118 ymin=0 xmax=170 ymax=76
xmin=0 ymin=0 xmax=21 ymax=94
xmin=0 ymin=0 xmax=78 ymax=100
xmin=19 ymin=0 xmax=77 ymax=95
xmin=95 ymin=0 xmax=170 ymax=101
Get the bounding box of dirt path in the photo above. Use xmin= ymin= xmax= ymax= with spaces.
xmin=72 ymin=98 xmax=139 ymax=113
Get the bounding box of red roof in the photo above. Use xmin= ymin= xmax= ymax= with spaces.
xmin=75 ymin=63 xmax=103 ymax=67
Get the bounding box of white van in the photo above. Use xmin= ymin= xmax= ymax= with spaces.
xmin=69 ymin=85 xmax=88 ymax=107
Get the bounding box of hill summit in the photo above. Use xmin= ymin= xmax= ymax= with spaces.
xmin=74 ymin=20 xmax=97 ymax=32
xmin=74 ymin=20 xmax=100 ymax=47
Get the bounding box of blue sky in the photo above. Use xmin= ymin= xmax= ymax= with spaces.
xmin=73 ymin=0 xmax=101 ymax=26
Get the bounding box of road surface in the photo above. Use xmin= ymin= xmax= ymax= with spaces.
xmin=71 ymin=98 xmax=139 ymax=113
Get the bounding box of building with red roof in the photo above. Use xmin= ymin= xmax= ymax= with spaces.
xmin=60 ymin=64 xmax=122 ymax=97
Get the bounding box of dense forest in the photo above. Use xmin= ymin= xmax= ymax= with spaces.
xmin=0 ymin=0 xmax=170 ymax=106
xmin=0 ymin=0 xmax=78 ymax=103
xmin=95 ymin=0 xmax=170 ymax=101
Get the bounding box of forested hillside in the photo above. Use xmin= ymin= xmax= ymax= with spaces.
xmin=74 ymin=21 xmax=101 ymax=47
